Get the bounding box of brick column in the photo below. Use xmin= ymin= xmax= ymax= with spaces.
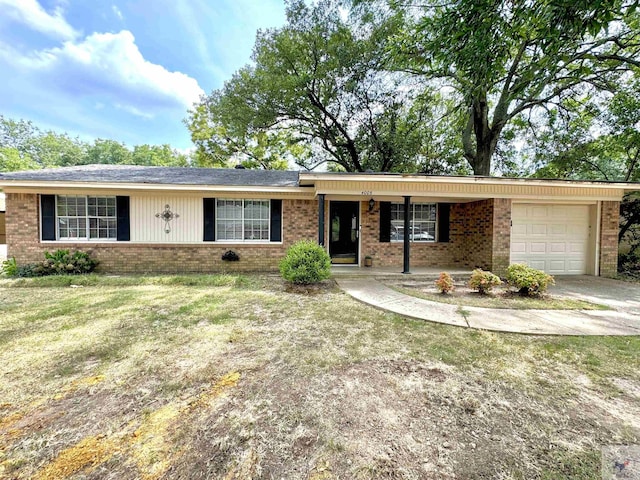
xmin=491 ymin=198 xmax=511 ymax=277
xmin=6 ymin=193 xmax=40 ymax=263
xmin=599 ymin=201 xmax=620 ymax=277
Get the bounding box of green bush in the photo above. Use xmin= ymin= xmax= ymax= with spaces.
xmin=2 ymin=250 xmax=100 ymax=278
xmin=16 ymin=264 xmax=43 ymax=278
xmin=1 ymin=257 xmax=18 ymax=276
xmin=279 ymin=241 xmax=331 ymax=285
xmin=468 ymin=268 xmax=502 ymax=295
xmin=506 ymin=263 xmax=555 ymax=296
xmin=38 ymin=250 xmax=99 ymax=275
xmin=435 ymin=272 xmax=454 ymax=294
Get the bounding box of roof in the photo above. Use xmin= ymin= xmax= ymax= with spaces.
xmin=0 ymin=165 xmax=301 ymax=187
xmin=0 ymin=166 xmax=636 ymax=201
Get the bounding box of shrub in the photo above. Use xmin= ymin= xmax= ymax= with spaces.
xmin=506 ymin=263 xmax=555 ymax=296
xmin=468 ymin=268 xmax=502 ymax=295
xmin=279 ymin=240 xmax=331 ymax=285
xmin=16 ymin=264 xmax=43 ymax=278
xmin=435 ymin=272 xmax=454 ymax=294
xmin=1 ymin=257 xmax=18 ymax=277
xmin=37 ymin=250 xmax=99 ymax=276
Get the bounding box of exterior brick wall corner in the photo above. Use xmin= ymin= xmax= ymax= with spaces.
xmin=599 ymin=200 xmax=620 ymax=278
xmin=491 ymin=198 xmax=512 ymax=277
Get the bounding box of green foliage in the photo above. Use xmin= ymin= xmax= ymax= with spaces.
xmin=370 ymin=0 xmax=640 ymax=175
xmin=4 ymin=250 xmax=102 ymax=278
xmin=1 ymin=257 xmax=18 ymax=276
xmin=0 ymin=115 xmax=191 ymax=172
xmin=434 ymin=272 xmax=454 ymax=294
xmin=39 ymin=250 xmax=99 ymax=275
xmin=279 ymin=241 xmax=331 ymax=285
xmin=187 ymin=0 xmax=464 ymax=174
xmin=506 ymin=264 xmax=555 ymax=296
xmin=16 ymin=264 xmax=43 ymax=278
xmin=468 ymin=269 xmax=502 ymax=295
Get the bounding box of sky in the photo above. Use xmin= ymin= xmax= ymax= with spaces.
xmin=0 ymin=0 xmax=288 ymax=151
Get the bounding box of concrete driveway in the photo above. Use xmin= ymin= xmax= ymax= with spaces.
xmin=552 ymin=276 xmax=640 ymax=316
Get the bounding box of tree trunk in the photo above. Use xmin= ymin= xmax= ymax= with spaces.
xmin=464 ymin=92 xmax=501 ymax=176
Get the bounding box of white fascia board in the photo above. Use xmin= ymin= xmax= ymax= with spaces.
xmin=299 ymin=173 xmax=639 ymax=191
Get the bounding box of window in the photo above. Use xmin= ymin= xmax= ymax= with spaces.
xmin=56 ymin=195 xmax=117 ymax=240
xmin=216 ymin=199 xmax=270 ymax=241
xmin=390 ymin=203 xmax=436 ymax=242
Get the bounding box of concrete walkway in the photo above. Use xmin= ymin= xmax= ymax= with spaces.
xmin=336 ymin=278 xmax=640 ymax=336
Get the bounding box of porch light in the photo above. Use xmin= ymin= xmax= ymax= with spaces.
xmin=368 ymin=198 xmax=375 ymax=212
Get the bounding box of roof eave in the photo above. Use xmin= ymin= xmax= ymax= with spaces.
xmin=298 ymin=172 xmax=639 ymax=190
xmin=0 ymin=179 xmax=308 ymax=194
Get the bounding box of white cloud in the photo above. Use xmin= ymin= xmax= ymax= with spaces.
xmin=0 ymin=0 xmax=79 ymax=40
xmin=115 ymin=104 xmax=154 ymax=119
xmin=112 ymin=4 xmax=123 ymax=21
xmin=14 ymin=30 xmax=204 ymax=111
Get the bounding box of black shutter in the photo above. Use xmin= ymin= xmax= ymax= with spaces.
xmin=270 ymin=199 xmax=282 ymax=242
xmin=438 ymin=203 xmax=450 ymax=243
xmin=203 ymin=198 xmax=215 ymax=241
xmin=116 ymin=196 xmax=130 ymax=241
xmin=379 ymin=201 xmax=391 ymax=243
xmin=41 ymin=195 xmax=56 ymax=241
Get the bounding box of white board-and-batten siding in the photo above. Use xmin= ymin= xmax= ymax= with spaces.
xmin=130 ymin=196 xmax=203 ymax=243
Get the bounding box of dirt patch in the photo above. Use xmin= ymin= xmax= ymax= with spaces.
xmin=282 ymin=279 xmax=337 ymax=295
xmin=164 ymin=358 xmax=638 ymax=479
xmin=388 ymin=280 xmax=607 ymax=310
xmin=11 ymin=372 xmax=242 ymax=480
xmin=53 ymin=375 xmax=105 ymax=400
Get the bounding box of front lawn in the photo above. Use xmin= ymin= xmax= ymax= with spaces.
xmin=0 ymin=275 xmax=638 ymax=479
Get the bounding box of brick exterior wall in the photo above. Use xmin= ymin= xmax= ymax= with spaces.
xmin=6 ymin=194 xmax=317 ymax=273
xmin=7 ymin=192 xmax=612 ymax=276
xmin=359 ymin=200 xmax=460 ymax=269
xmin=359 ymin=199 xmax=510 ymax=273
xmin=454 ymin=200 xmax=493 ymax=271
xmin=599 ymin=200 xmax=620 ymax=277
xmin=491 ymin=198 xmax=512 ymax=277
xmin=0 ymin=212 xmax=6 ymax=244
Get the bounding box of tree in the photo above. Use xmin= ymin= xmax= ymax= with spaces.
xmin=188 ymin=0 xmax=465 ymax=173
xmin=0 ymin=147 xmax=39 ymax=172
xmin=0 ymin=116 xmax=192 ymax=171
xmin=366 ymin=0 xmax=640 ymax=175
xmin=130 ymin=144 xmax=190 ymax=167
xmin=526 ymin=76 xmax=640 ymax=267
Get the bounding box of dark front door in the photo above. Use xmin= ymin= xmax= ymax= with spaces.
xmin=329 ymin=201 xmax=359 ymax=264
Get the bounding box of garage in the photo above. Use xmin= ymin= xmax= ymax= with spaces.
xmin=510 ymin=203 xmax=593 ymax=275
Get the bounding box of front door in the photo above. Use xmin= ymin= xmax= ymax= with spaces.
xmin=329 ymin=201 xmax=359 ymax=264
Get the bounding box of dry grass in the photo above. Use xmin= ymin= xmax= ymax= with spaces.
xmin=0 ymin=274 xmax=639 ymax=479
xmin=388 ymin=280 xmax=610 ymax=310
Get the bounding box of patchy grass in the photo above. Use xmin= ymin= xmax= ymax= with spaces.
xmin=0 ymin=274 xmax=639 ymax=479
xmin=388 ymin=281 xmax=610 ymax=310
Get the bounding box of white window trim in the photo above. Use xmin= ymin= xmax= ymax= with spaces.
xmin=390 ymin=202 xmax=438 ymax=243
xmin=215 ymin=198 xmax=271 ymax=242
xmin=55 ymin=195 xmax=118 ymax=242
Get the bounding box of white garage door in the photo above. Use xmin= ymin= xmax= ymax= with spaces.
xmin=510 ymin=204 xmax=591 ymax=275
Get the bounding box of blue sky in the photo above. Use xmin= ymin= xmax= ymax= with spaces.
xmin=0 ymin=0 xmax=287 ymax=150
